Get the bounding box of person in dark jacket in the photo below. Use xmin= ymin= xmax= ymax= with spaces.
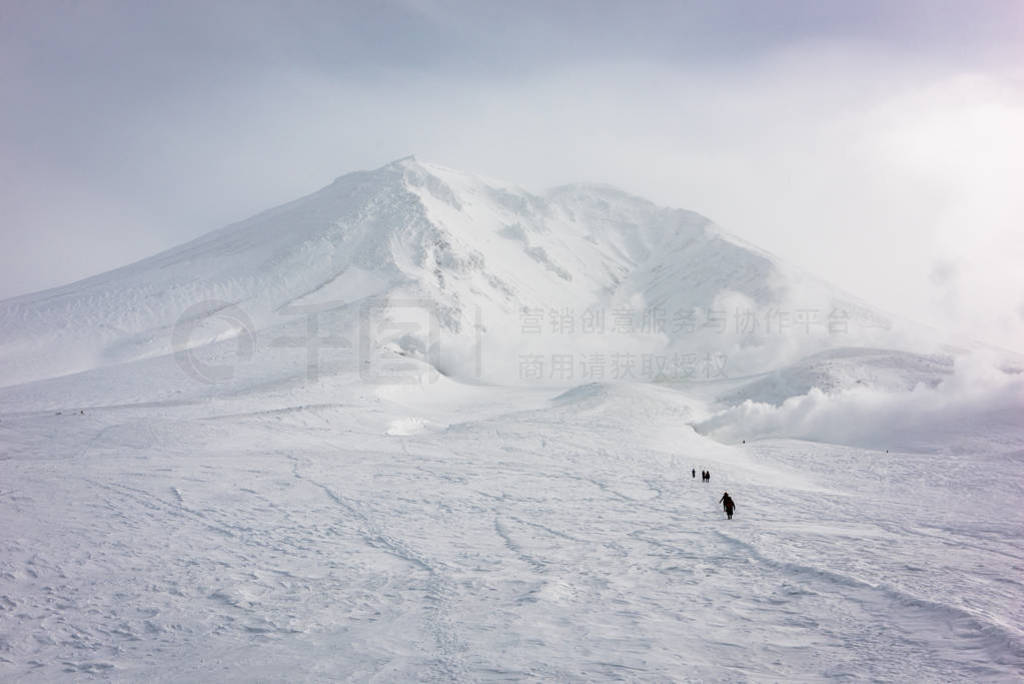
xmin=692 ymin=468 xmax=696 ymax=479
xmin=719 ymin=492 xmax=735 ymax=519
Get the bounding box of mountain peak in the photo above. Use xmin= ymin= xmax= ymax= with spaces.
xmin=386 ymin=154 xmax=418 ymax=167
xmin=0 ymin=158 xmax=900 ymax=387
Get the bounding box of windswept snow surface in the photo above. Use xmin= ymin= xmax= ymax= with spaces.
xmin=1 ymin=361 xmax=1022 ymax=681
xmin=1 ymin=158 xmax=1022 ymax=680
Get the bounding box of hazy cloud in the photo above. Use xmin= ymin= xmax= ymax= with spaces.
xmin=695 ymin=351 xmax=1024 ymax=452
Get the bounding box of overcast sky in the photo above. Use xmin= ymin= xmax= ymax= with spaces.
xmin=2 ymin=0 xmax=1022 ymax=349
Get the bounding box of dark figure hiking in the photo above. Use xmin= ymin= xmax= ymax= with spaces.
xmin=719 ymin=492 xmax=735 ymax=519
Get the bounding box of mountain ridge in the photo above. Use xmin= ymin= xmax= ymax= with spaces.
xmin=0 ymin=158 xmax=903 ymax=388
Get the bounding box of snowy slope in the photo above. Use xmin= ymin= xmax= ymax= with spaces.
xmin=0 ymin=159 xmax=1022 ymax=680
xmin=0 ymin=157 xmax=901 ymax=389
xmin=0 ymin=361 xmax=1021 ymax=680
xmin=717 ymin=347 xmax=956 ymax=406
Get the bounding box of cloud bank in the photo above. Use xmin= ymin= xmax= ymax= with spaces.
xmin=695 ymin=352 xmax=1024 ymax=452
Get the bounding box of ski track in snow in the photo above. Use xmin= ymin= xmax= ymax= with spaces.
xmin=0 ymin=381 xmax=1022 ymax=682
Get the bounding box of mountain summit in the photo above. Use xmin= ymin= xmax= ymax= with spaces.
xmin=1 ymin=158 xmax=891 ymax=387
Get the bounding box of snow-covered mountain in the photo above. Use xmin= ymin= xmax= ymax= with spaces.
xmin=1 ymin=159 xmax=1022 ymax=681
xmin=0 ymin=156 xmax=895 ymax=389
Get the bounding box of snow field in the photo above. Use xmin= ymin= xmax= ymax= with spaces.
xmin=1 ymin=157 xmax=1021 ymax=680
xmin=1 ymin=375 xmax=1021 ymax=681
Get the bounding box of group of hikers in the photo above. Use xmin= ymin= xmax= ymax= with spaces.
xmin=691 ymin=467 xmax=736 ymax=519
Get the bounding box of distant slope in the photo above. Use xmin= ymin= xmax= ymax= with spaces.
xmin=717 ymin=347 xmax=956 ymax=407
